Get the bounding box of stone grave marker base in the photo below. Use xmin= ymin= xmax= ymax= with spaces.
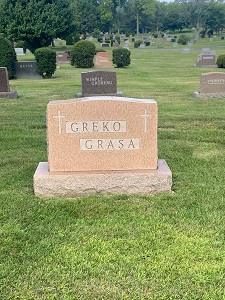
xmin=34 ymin=160 xmax=172 ymax=198
xmin=0 ymin=91 xmax=18 ymax=98
xmin=194 ymin=92 xmax=225 ymax=98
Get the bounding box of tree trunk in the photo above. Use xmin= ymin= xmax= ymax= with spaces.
xmin=136 ymin=10 xmax=139 ymax=35
xmin=195 ymin=20 xmax=200 ymax=40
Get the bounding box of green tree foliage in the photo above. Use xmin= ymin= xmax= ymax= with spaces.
xmin=34 ymin=47 xmax=56 ymax=78
xmin=162 ymin=3 xmax=185 ymax=32
xmin=0 ymin=0 xmax=75 ymax=53
xmin=0 ymin=36 xmax=17 ymax=79
xmin=70 ymin=40 xmax=96 ymax=68
xmin=73 ymin=0 xmax=99 ymax=34
xmin=123 ymin=0 xmax=156 ymax=34
xmin=205 ymin=3 xmax=225 ymax=34
xmin=217 ymin=54 xmax=225 ymax=68
xmin=178 ymin=34 xmax=190 ymax=45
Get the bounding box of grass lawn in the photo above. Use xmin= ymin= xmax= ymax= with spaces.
xmin=1 ymin=40 xmax=225 ymax=299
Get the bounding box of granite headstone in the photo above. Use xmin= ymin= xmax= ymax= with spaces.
xmin=34 ymin=96 xmax=172 ymax=197
xmin=0 ymin=67 xmax=18 ymax=98
xmin=14 ymin=62 xmax=42 ymax=79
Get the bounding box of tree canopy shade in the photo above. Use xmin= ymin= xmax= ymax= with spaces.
xmin=0 ymin=0 xmax=75 ymax=53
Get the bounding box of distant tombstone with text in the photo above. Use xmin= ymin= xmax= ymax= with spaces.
xmin=196 ymin=54 xmax=217 ymax=67
xmin=15 ymin=62 xmax=42 ymax=79
xmin=56 ymin=53 xmax=69 ymax=64
xmin=194 ymin=72 xmax=225 ymax=98
xmin=78 ymin=70 xmax=121 ymax=97
xmin=34 ymin=96 xmax=172 ymax=197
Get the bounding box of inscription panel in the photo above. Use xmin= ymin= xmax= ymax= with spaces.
xmin=80 ymin=138 xmax=139 ymax=150
xmin=66 ymin=120 xmax=126 ymax=133
xmin=47 ymin=97 xmax=158 ymax=173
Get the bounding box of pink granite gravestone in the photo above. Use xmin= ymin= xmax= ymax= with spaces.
xmin=34 ymin=96 xmax=172 ymax=197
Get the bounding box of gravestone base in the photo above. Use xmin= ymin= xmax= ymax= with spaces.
xmin=194 ymin=92 xmax=225 ymax=98
xmin=195 ymin=65 xmax=217 ymax=68
xmin=76 ymin=91 xmax=123 ymax=97
xmin=0 ymin=91 xmax=18 ymax=98
xmin=34 ymin=160 xmax=172 ymax=198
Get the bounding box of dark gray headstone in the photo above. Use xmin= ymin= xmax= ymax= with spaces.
xmin=80 ymin=71 xmax=121 ymax=97
xmin=0 ymin=67 xmax=10 ymax=92
xmin=0 ymin=67 xmax=18 ymax=98
xmin=101 ymin=43 xmax=110 ymax=48
xmin=14 ymin=62 xmax=42 ymax=79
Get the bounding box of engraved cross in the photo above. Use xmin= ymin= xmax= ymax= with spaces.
xmin=53 ymin=110 xmax=65 ymax=134
xmin=140 ymin=109 xmax=151 ymax=133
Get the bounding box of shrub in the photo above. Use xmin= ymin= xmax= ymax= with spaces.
xmin=200 ymin=30 xmax=206 ymax=38
xmin=134 ymin=39 xmax=143 ymax=48
xmin=217 ymin=55 xmax=225 ymax=68
xmin=34 ymin=47 xmax=56 ymax=78
xmin=70 ymin=40 xmax=95 ymax=68
xmin=177 ymin=34 xmax=190 ymax=45
xmin=92 ymin=29 xmax=101 ymax=39
xmin=144 ymin=41 xmax=150 ymax=46
xmin=65 ymin=34 xmax=74 ymax=45
xmin=207 ymin=29 xmax=213 ymax=37
xmin=115 ymin=35 xmax=121 ymax=44
xmin=112 ymin=48 xmax=131 ymax=68
xmin=0 ymin=36 xmax=17 ymax=79
xmin=95 ymin=48 xmax=106 ymax=54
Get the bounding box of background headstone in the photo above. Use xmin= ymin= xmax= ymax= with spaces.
xmin=0 ymin=67 xmax=18 ymax=98
xmin=196 ymin=54 xmax=217 ymax=67
xmin=101 ymin=42 xmax=110 ymax=48
xmin=194 ymin=72 xmax=225 ymax=98
xmin=94 ymin=52 xmax=113 ymax=68
xmin=182 ymin=48 xmax=190 ymax=54
xmin=0 ymin=67 xmax=10 ymax=92
xmin=14 ymin=62 xmax=42 ymax=79
xmin=14 ymin=48 xmax=24 ymax=55
xmin=78 ymin=70 xmax=122 ymax=97
xmin=56 ymin=53 xmax=69 ymax=64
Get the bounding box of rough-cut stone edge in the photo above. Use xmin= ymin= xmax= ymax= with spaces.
xmin=0 ymin=91 xmax=18 ymax=98
xmin=33 ymin=159 xmax=172 ymax=198
xmin=194 ymin=92 xmax=225 ymax=98
xmin=195 ymin=65 xmax=217 ymax=68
